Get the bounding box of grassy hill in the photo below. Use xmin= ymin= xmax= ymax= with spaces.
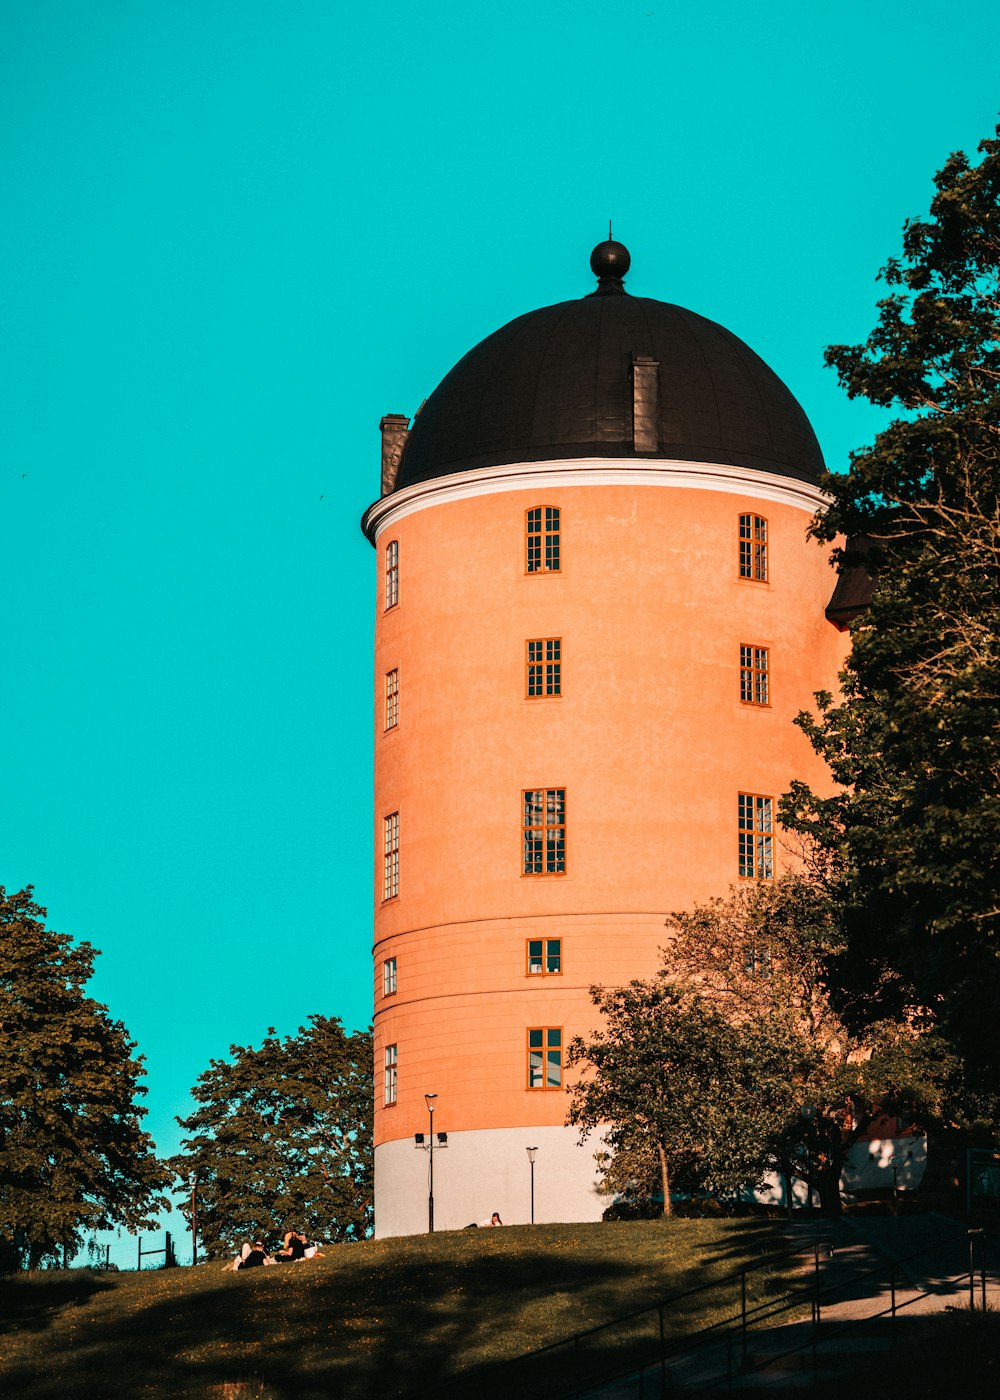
xmin=0 ymin=1219 xmax=800 ymax=1399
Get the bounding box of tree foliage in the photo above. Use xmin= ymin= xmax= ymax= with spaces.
xmin=0 ymin=886 xmax=169 ymax=1270
xmin=781 ymin=126 xmax=1000 ymax=1078
xmin=171 ymin=1016 xmax=373 ymax=1256
xmin=567 ymin=976 xmax=809 ymax=1215
xmin=665 ymin=878 xmax=956 ymax=1213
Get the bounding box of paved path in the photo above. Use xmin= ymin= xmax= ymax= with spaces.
xmin=578 ymin=1216 xmax=998 ymax=1396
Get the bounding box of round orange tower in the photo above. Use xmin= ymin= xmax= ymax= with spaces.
xmin=361 ymin=241 xmax=847 ymax=1236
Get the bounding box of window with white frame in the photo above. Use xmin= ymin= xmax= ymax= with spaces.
xmin=383 ymin=956 xmax=397 ymax=997
xmin=384 ymin=1043 xmax=397 ymax=1105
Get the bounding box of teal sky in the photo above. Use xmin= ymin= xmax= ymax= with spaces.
xmin=2 ymin=0 xmax=999 ymax=1187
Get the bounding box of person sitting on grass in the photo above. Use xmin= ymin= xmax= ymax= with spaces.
xmin=274 ymin=1230 xmax=308 ymax=1262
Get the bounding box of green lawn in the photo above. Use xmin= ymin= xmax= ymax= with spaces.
xmin=0 ymin=1219 xmax=800 ymax=1399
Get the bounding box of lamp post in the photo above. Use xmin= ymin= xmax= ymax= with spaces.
xmin=426 ymin=1093 xmax=438 ymax=1233
xmin=415 ymin=1095 xmax=447 ymax=1233
xmin=188 ymin=1172 xmax=198 ymax=1267
xmin=526 ymin=1147 xmax=538 ymax=1224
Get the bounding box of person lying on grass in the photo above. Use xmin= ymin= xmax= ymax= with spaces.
xmin=222 ymin=1240 xmax=274 ymax=1271
xmin=223 ymin=1233 xmax=325 ymax=1271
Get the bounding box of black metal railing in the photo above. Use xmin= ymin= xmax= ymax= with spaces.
xmin=446 ymin=1237 xmax=830 ymax=1399
xmin=450 ymin=1225 xmax=993 ymax=1399
xmin=563 ymin=1227 xmax=993 ymax=1397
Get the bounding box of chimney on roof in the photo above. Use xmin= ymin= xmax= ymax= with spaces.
xmin=380 ymin=414 xmax=410 ymax=496
xmin=631 ymin=356 xmax=660 ymax=453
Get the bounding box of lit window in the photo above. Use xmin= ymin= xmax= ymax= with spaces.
xmin=739 ymin=646 xmax=770 ymax=706
xmin=385 ymin=540 xmax=399 ymax=609
xmin=527 ymin=639 xmax=562 ymax=697
xmin=527 ymin=1027 xmax=563 ymax=1089
xmin=383 ymin=957 xmax=397 ymax=996
xmin=738 ymin=514 xmax=768 ymax=582
xmin=738 ymin=793 xmax=774 ymax=879
xmin=383 ymin=812 xmax=399 ymax=900
xmin=384 ymin=1044 xmax=397 ymax=1105
xmin=527 ymin=939 xmax=562 ymax=975
xmin=522 ymin=789 xmax=566 ymax=875
xmin=526 ymin=507 xmax=560 ymax=573
xmin=385 ymin=668 xmax=399 ymax=729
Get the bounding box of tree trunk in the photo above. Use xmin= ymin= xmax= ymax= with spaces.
xmin=658 ymin=1142 xmax=671 ymax=1218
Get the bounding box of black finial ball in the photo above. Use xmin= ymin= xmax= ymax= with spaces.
xmin=590 ymin=239 xmax=631 ymax=281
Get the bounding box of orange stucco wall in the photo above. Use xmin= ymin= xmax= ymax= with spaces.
xmin=371 ymin=476 xmax=848 ymax=1148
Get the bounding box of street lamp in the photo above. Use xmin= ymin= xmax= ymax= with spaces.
xmin=526 ymin=1147 xmax=538 ymax=1224
xmin=426 ymin=1094 xmax=437 ymax=1232
xmin=188 ymin=1172 xmax=198 ymax=1267
xmin=414 ymin=1094 xmax=447 ymax=1233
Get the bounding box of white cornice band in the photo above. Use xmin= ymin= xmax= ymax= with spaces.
xmin=361 ymin=457 xmax=829 ymax=542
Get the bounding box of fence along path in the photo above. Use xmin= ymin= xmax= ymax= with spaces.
xmin=67 ymin=1229 xmax=177 ymax=1271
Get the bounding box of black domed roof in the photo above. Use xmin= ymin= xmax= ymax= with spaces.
xmin=396 ymin=243 xmax=824 ymax=490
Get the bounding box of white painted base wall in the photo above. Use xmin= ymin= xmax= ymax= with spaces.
xmin=375 ymin=1130 xmax=929 ymax=1237
xmin=374 ymin=1125 xmax=607 ymax=1238
xmin=750 ymin=1135 xmax=928 ymax=1208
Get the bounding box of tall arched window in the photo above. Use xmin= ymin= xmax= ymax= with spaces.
xmin=738 ymin=793 xmax=774 ymax=879
xmin=738 ymin=514 xmax=768 ymax=582
xmin=526 ymin=507 xmax=561 ymax=573
xmin=383 ymin=811 xmax=399 ymax=900
xmin=522 ymin=788 xmax=566 ymax=874
xmin=384 ymin=1044 xmax=397 ymax=1105
xmin=385 ymin=539 xmax=399 ymax=609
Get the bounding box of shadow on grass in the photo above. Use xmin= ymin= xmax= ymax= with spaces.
xmin=0 ymin=1270 xmax=116 ymax=1335
xmin=0 ymin=1233 xmax=741 ymax=1400
xmin=5 ymin=1218 xmax=989 ymax=1400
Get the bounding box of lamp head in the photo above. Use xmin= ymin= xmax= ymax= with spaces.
xmin=425 ymin=1092 xmax=438 ymax=1114
xmin=526 ymin=1146 xmax=538 ymax=1163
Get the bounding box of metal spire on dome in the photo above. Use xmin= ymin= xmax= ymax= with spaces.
xmin=588 ymin=234 xmax=631 ymax=296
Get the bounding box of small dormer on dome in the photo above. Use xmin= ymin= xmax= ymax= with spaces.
xmin=380 ymin=241 xmax=824 ymax=496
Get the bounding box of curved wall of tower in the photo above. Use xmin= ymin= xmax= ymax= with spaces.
xmin=364 ymin=456 xmax=848 ymax=1235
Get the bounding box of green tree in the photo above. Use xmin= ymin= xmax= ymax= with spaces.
xmin=171 ymin=1016 xmax=373 ymax=1256
xmin=664 ymin=878 xmax=956 ymax=1215
xmin=0 ymin=886 xmax=169 ymax=1270
xmin=781 ymin=125 xmax=1000 ymax=1079
xmin=567 ymin=979 xmax=807 ymax=1216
